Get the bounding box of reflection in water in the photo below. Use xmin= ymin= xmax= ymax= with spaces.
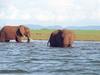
xmin=0 ymin=40 xmax=100 ymax=75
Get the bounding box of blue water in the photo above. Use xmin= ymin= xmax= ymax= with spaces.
xmin=0 ymin=40 xmax=100 ymax=75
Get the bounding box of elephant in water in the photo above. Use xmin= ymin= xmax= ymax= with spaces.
xmin=0 ymin=25 xmax=30 ymax=42
xmin=47 ymin=29 xmax=75 ymax=47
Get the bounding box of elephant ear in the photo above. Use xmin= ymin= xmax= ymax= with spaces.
xmin=19 ymin=25 xmax=25 ymax=36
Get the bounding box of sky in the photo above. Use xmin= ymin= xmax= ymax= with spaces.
xmin=0 ymin=0 xmax=100 ymax=26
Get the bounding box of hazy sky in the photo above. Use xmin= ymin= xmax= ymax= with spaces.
xmin=0 ymin=0 xmax=100 ymax=26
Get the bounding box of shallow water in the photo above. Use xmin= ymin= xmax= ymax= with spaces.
xmin=0 ymin=40 xmax=100 ymax=75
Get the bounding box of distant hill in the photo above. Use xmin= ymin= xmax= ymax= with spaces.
xmin=65 ymin=26 xmax=100 ymax=30
xmin=26 ymin=24 xmax=100 ymax=30
xmin=25 ymin=24 xmax=45 ymax=29
xmin=0 ymin=19 xmax=100 ymax=30
xmin=0 ymin=22 xmax=100 ymax=30
xmin=26 ymin=24 xmax=63 ymax=30
xmin=45 ymin=25 xmax=63 ymax=29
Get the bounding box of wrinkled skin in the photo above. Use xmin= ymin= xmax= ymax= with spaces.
xmin=48 ymin=29 xmax=75 ymax=48
xmin=0 ymin=25 xmax=30 ymax=43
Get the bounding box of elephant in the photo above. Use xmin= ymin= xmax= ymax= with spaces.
xmin=0 ymin=25 xmax=30 ymax=42
xmin=47 ymin=29 xmax=75 ymax=47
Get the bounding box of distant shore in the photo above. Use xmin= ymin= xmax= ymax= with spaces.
xmin=30 ymin=29 xmax=100 ymax=41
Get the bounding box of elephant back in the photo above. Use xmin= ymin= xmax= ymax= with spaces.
xmin=0 ymin=26 xmax=18 ymax=40
xmin=62 ymin=29 xmax=75 ymax=47
xmin=49 ymin=30 xmax=63 ymax=47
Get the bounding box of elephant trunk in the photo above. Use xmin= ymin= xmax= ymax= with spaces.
xmin=47 ymin=40 xmax=49 ymax=46
xmin=27 ymin=37 xmax=30 ymax=43
xmin=25 ymin=31 xmax=30 ymax=43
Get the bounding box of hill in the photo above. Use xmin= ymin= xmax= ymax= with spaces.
xmin=26 ymin=24 xmax=100 ymax=30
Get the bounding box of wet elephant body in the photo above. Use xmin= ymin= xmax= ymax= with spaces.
xmin=48 ymin=29 xmax=75 ymax=48
xmin=49 ymin=30 xmax=63 ymax=47
xmin=0 ymin=25 xmax=30 ymax=42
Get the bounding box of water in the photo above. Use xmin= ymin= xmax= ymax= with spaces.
xmin=0 ymin=40 xmax=100 ymax=75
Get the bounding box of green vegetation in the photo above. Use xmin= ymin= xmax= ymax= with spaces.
xmin=30 ymin=29 xmax=100 ymax=41
xmin=74 ymin=30 xmax=100 ymax=41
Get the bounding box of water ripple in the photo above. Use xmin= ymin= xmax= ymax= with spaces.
xmin=0 ymin=41 xmax=100 ymax=75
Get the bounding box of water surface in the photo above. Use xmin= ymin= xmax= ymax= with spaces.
xmin=0 ymin=40 xmax=100 ymax=75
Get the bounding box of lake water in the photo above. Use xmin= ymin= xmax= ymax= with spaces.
xmin=0 ymin=40 xmax=100 ymax=75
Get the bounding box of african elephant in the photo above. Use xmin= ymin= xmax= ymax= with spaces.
xmin=0 ymin=25 xmax=30 ymax=42
xmin=47 ymin=29 xmax=75 ymax=47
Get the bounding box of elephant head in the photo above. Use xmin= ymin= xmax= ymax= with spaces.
xmin=47 ymin=29 xmax=75 ymax=48
xmin=17 ymin=25 xmax=30 ymax=42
